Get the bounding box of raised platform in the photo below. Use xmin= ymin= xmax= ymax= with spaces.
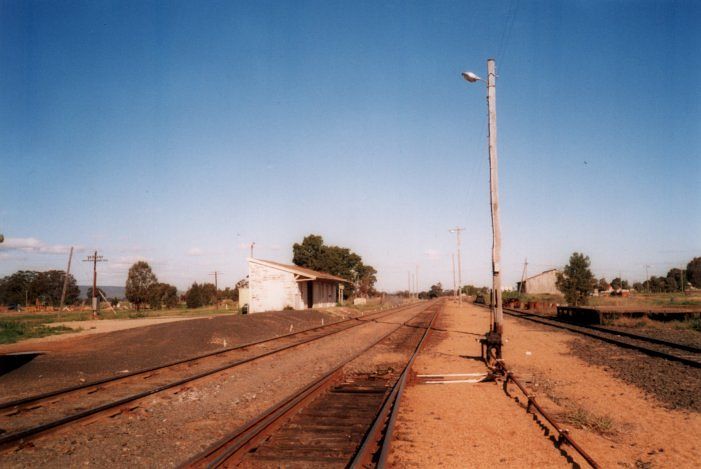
xmin=556 ymin=306 xmax=701 ymax=324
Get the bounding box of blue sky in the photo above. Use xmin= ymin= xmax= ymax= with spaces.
xmin=1 ymin=0 xmax=699 ymax=291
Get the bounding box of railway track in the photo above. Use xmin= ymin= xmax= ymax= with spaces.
xmin=184 ymin=300 xmax=441 ymax=468
xmin=0 ymin=301 xmax=424 ymax=450
xmin=502 ymin=307 xmax=701 ymax=368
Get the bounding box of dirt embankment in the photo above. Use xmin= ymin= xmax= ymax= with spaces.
xmin=0 ymin=309 xmax=349 ymax=401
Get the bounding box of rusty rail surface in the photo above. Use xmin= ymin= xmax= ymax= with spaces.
xmin=0 ymin=302 xmax=423 ymax=450
xmin=470 ymin=304 xmax=601 ymax=468
xmin=500 ymin=368 xmax=601 ymax=469
xmin=350 ymin=301 xmax=440 ymax=468
xmin=182 ymin=301 xmax=441 ymax=468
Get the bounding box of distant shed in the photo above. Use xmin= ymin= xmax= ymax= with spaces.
xmin=516 ymin=269 xmax=561 ymax=295
xmin=248 ymin=258 xmax=348 ymax=314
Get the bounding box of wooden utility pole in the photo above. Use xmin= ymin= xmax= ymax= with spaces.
xmin=59 ymin=246 xmax=74 ymax=310
xmin=644 ymin=264 xmax=651 ymax=293
xmin=451 ymin=254 xmax=457 ymax=298
xmin=519 ymin=257 xmax=528 ymax=294
xmin=83 ymin=251 xmax=107 ymax=319
xmin=486 ymin=58 xmax=504 ymax=346
xmin=449 ymin=227 xmax=464 ymax=304
xmin=415 ymin=265 xmax=419 ymax=299
xmin=407 ymin=271 xmax=411 ymax=298
xmin=210 ymin=271 xmax=222 ymax=307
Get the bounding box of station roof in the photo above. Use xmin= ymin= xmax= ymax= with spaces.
xmin=248 ymin=258 xmax=349 ymax=283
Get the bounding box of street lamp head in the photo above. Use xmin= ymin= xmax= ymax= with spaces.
xmin=461 ymin=71 xmax=481 ymax=83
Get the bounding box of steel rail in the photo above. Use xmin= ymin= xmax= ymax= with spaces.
xmin=0 ymin=302 xmax=416 ymax=412
xmin=501 ymin=369 xmax=600 ymax=469
xmin=506 ymin=307 xmax=701 ymax=354
xmin=501 ymin=307 xmax=701 ymax=368
xmin=349 ymin=300 xmax=440 ymax=468
xmin=182 ymin=302 xmax=439 ymax=468
xmin=0 ymin=303 xmax=423 ymax=450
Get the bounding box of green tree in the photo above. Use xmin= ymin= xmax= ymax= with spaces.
xmin=32 ymin=270 xmax=80 ymax=306
xmin=220 ymin=287 xmax=238 ymax=301
xmin=125 ymin=261 xmax=158 ymax=310
xmin=685 ymin=258 xmax=701 ymax=289
xmin=292 ymin=234 xmax=377 ymax=298
xmin=0 ymin=271 xmax=38 ymax=306
xmin=461 ymin=285 xmax=487 ymax=297
xmin=200 ymin=283 xmax=218 ymax=305
xmin=185 ymin=283 xmax=204 ymax=308
xmin=292 ymin=235 xmax=327 ymax=272
xmin=632 ymin=282 xmax=644 ymax=292
xmin=428 ymin=283 xmax=443 ymax=299
xmin=556 ymin=252 xmax=596 ymax=306
xmin=597 ymin=278 xmax=609 ymax=292
xmin=610 ymin=277 xmax=630 ymax=290
xmin=356 ymin=264 xmax=378 ymax=297
xmin=147 ymin=282 xmax=179 ymax=309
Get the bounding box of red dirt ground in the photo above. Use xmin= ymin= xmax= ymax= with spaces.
xmin=388 ymin=302 xmax=701 ymax=468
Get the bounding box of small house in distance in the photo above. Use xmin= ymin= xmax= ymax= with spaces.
xmin=516 ymin=269 xmax=560 ymax=295
xmin=247 ymin=258 xmax=348 ymax=314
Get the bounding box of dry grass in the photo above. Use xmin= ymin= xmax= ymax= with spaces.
xmin=590 ymin=292 xmax=701 ymax=309
xmin=608 ymin=315 xmax=701 ymax=332
xmin=563 ymin=407 xmax=616 ymax=436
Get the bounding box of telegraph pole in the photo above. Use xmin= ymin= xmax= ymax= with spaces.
xmin=415 ymin=265 xmax=419 ymax=299
xmin=519 ymin=257 xmax=528 ymax=294
xmin=59 ymin=246 xmax=74 ymax=310
xmin=486 ymin=59 xmax=504 ymax=348
xmin=451 ymin=254 xmax=457 ymax=299
xmin=83 ymin=251 xmax=107 ymax=319
xmin=464 ymin=58 xmax=504 ymax=359
xmin=209 ymin=271 xmax=222 ymax=307
xmin=250 ymin=242 xmax=255 ymax=258
xmin=449 ymin=227 xmax=464 ymax=304
xmin=644 ymin=264 xmax=651 ymax=293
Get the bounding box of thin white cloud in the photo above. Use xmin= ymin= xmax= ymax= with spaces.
xmin=0 ymin=237 xmax=79 ymax=255
xmin=187 ymin=247 xmax=204 ymax=256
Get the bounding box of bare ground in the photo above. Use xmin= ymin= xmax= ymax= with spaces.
xmin=388 ymin=302 xmax=701 ymax=468
xmin=0 ymin=308 xmax=350 ymax=402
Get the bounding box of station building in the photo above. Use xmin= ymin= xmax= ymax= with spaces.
xmin=516 ymin=269 xmax=561 ymax=295
xmin=246 ymin=258 xmax=348 ymax=314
